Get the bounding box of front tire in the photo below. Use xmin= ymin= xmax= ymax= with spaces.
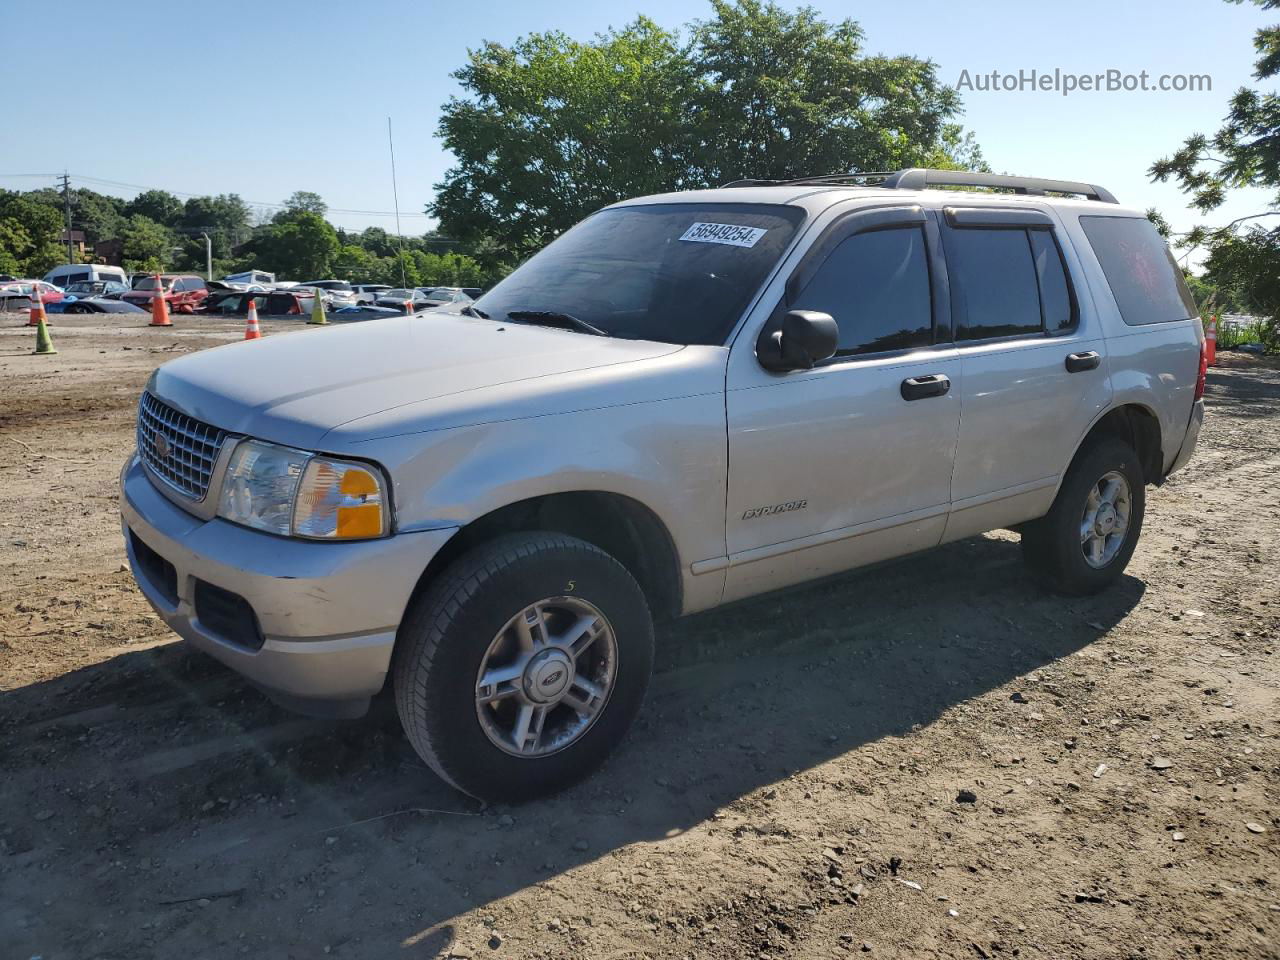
xmin=393 ymin=532 xmax=654 ymax=801
xmin=1021 ymin=436 xmax=1146 ymax=595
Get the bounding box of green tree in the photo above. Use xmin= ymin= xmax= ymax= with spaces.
xmin=0 ymin=191 xmax=64 ymax=276
xmin=432 ymin=1 xmax=981 ymax=259
xmin=332 ymin=243 xmax=379 ymax=281
xmin=24 ymin=186 xmax=125 ymax=249
xmin=688 ymin=0 xmax=977 ymax=182
xmin=1150 ymin=0 xmax=1280 ymax=349
xmin=280 ymin=191 xmax=328 ymax=218
xmin=127 ymin=189 xmax=183 ymax=227
xmin=181 ymin=194 xmax=252 ymax=260
xmin=121 ymin=214 xmax=174 ymax=272
xmin=357 ymin=226 xmax=398 ymax=257
xmin=250 ymin=211 xmax=340 ymax=278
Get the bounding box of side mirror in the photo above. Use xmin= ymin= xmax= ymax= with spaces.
xmin=757 ymin=310 xmax=839 ymax=372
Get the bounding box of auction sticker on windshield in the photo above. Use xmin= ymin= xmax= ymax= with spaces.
xmin=679 ymin=222 xmax=768 ymax=248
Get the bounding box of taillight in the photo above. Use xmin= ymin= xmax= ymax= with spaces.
xmin=1194 ymin=339 xmax=1208 ymax=401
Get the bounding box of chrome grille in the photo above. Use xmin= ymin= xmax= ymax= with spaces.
xmin=137 ymin=392 xmax=227 ymax=500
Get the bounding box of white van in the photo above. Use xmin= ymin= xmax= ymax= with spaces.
xmin=43 ymin=263 xmax=129 ymax=289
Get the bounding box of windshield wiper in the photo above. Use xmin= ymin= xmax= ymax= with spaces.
xmin=460 ymin=304 xmax=489 ymax=319
xmin=506 ymin=310 xmax=610 ymax=337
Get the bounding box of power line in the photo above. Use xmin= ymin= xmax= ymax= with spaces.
xmin=68 ymin=173 xmax=436 ymax=218
xmin=0 ymin=172 xmax=435 ymax=219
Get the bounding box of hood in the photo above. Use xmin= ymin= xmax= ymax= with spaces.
xmin=148 ymin=313 xmax=688 ymax=450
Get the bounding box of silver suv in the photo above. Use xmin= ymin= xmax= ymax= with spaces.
xmin=121 ymin=169 xmax=1206 ymax=801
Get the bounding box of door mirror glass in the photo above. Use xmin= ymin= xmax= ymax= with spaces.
xmin=757 ymin=310 xmax=838 ymax=371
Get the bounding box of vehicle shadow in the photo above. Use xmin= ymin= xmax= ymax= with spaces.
xmin=0 ymin=532 xmax=1143 ymax=958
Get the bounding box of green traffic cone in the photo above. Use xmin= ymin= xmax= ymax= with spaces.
xmin=33 ymin=317 xmax=57 ymax=355
xmin=307 ymin=289 xmax=328 ymax=325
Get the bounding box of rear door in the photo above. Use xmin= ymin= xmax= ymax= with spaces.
xmin=723 ymin=205 xmax=961 ymax=603
xmin=940 ymin=205 xmax=1112 ymax=541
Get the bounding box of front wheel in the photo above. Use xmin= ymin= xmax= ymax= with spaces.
xmin=1021 ymin=436 xmax=1146 ymax=595
xmin=393 ymin=532 xmax=654 ymax=801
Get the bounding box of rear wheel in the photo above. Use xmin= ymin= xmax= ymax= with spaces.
xmin=394 ymin=532 xmax=654 ymax=801
xmin=1021 ymin=436 xmax=1145 ymax=595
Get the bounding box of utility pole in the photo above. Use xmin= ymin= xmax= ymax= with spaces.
xmin=58 ymin=172 xmax=74 ymax=263
xmin=387 ymin=117 xmax=408 ymax=289
xmin=201 ymin=233 xmax=213 ymax=280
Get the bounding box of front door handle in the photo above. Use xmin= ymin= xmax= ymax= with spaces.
xmin=1065 ymin=351 xmax=1101 ymax=373
xmin=900 ymin=374 xmax=951 ymax=401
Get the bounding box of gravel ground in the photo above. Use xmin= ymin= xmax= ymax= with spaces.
xmin=1 ymin=313 xmax=1277 ymax=960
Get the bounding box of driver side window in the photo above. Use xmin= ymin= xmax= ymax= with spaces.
xmin=788 ymin=226 xmax=935 ymax=357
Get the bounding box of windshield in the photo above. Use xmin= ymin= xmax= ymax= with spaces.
xmin=473 ymin=203 xmax=805 ymax=345
xmin=383 ymin=288 xmax=413 ymax=299
xmin=134 ymin=277 xmax=173 ymax=291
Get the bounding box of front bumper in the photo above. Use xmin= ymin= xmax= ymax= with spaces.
xmin=120 ymin=455 xmax=455 ymax=714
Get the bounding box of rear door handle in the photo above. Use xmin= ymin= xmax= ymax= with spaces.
xmin=1065 ymin=351 xmax=1101 ymax=373
xmin=900 ymin=374 xmax=951 ymax=401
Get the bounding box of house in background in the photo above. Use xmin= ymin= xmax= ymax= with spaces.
xmin=59 ymin=229 xmax=87 ymax=260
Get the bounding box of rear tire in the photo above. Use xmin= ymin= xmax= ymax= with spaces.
xmin=394 ymin=532 xmax=654 ymax=801
xmin=1021 ymin=436 xmax=1146 ymax=595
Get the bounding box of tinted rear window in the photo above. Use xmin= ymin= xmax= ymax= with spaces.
xmin=475 ymin=203 xmax=806 ymax=345
xmin=1079 ymin=216 xmax=1198 ymax=325
xmin=946 ymin=228 xmax=1043 ymax=339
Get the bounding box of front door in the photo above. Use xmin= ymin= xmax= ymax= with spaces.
xmin=723 ymin=206 xmax=961 ymax=604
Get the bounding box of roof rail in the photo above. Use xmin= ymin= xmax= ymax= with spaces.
xmin=880 ymin=168 xmax=1118 ymax=204
xmin=721 ymin=169 xmax=1117 ymax=202
xmin=722 ymin=172 xmax=898 ymax=188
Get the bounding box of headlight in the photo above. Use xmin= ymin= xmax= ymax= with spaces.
xmin=216 ymin=439 xmax=390 ymax=540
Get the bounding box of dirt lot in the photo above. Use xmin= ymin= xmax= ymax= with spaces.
xmin=1 ymin=313 xmax=1277 ymax=960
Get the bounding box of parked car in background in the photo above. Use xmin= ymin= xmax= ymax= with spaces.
xmin=223 ymin=269 xmax=276 ymax=288
xmin=0 ymin=280 xmax=64 ymax=311
xmin=352 ymin=284 xmax=391 ymax=304
xmin=62 ymin=280 xmax=130 ymax=300
xmin=211 ymin=278 xmax=270 ymax=294
xmin=43 ymin=263 xmax=129 ymax=289
xmin=417 ymin=286 xmax=475 ymax=307
xmin=50 ymin=296 xmax=148 ymax=315
xmin=293 ymin=280 xmax=358 ymax=308
xmin=372 ymin=287 xmax=422 ymax=309
xmin=372 ymin=287 xmax=472 ymax=310
xmin=122 ymin=275 xmax=210 ymax=313
xmin=199 ymin=290 xmax=312 ymax=317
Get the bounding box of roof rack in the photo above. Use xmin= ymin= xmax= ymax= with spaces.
xmin=721 ymin=168 xmax=1117 ymax=203
xmin=881 ymin=168 xmax=1117 ymax=203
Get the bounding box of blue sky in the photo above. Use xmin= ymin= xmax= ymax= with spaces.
xmin=0 ymin=0 xmax=1271 ymax=264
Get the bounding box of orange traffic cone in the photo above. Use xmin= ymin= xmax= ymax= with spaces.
xmin=149 ymin=274 xmax=172 ymax=327
xmin=27 ymin=286 xmax=48 ymax=327
xmin=404 ymin=298 xmax=413 ymax=315
xmin=1205 ymin=314 xmax=1217 ymax=367
xmin=244 ymin=298 xmax=262 ymax=340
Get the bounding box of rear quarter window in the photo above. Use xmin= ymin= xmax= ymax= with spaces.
xmin=1079 ymin=216 xmax=1198 ymax=325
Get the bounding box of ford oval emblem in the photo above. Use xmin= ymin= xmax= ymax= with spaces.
xmin=542 ymin=670 xmax=564 ymax=687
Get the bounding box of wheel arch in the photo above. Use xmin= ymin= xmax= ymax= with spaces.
xmin=1070 ymin=403 xmax=1165 ymax=485
xmin=406 ymin=491 xmax=684 ymax=625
